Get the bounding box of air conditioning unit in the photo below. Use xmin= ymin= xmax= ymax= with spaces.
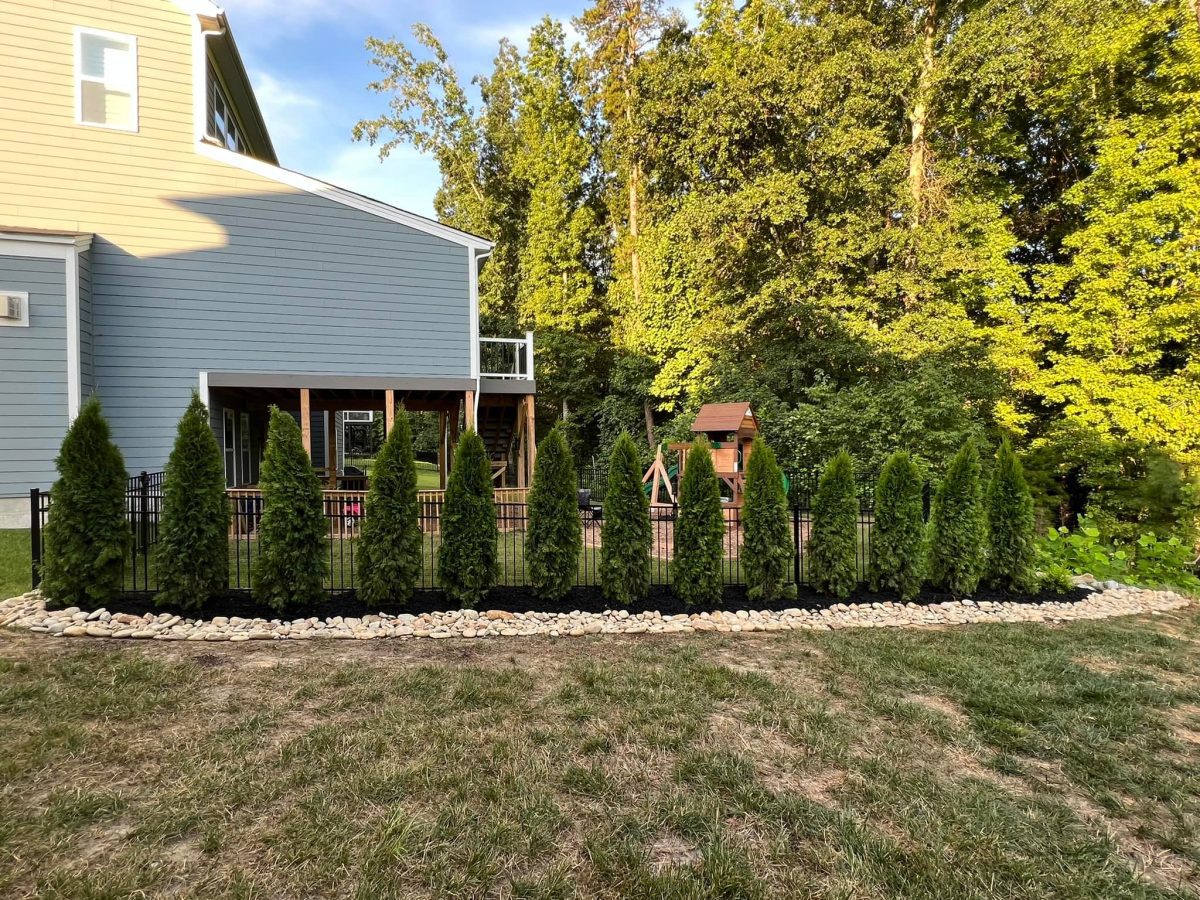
xmin=0 ymin=294 xmax=22 ymax=321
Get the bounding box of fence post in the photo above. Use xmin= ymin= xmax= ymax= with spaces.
xmin=137 ymin=471 xmax=149 ymax=551
xmin=30 ymin=488 xmax=42 ymax=589
xmin=792 ymin=502 xmax=801 ymax=587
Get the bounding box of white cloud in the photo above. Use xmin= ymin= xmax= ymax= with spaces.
xmin=248 ymin=70 xmax=322 ymax=145
xmin=314 ymin=143 xmax=442 ymax=217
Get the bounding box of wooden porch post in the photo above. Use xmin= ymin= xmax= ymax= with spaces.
xmin=516 ymin=403 xmax=527 ymax=489
xmin=524 ymin=394 xmax=536 ymax=480
xmin=384 ymin=389 xmax=395 ymax=436
xmin=464 ymin=390 xmax=476 ymax=431
xmin=437 ymin=410 xmax=448 ymax=489
xmin=300 ymin=388 xmax=312 ymax=458
xmin=325 ymin=411 xmax=337 ymax=486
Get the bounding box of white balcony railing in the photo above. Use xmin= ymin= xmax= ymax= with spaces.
xmin=480 ymin=331 xmax=534 ymax=380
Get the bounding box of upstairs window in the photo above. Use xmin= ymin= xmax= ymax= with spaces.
xmin=75 ymin=28 xmax=138 ymax=131
xmin=207 ymin=63 xmax=246 ymax=153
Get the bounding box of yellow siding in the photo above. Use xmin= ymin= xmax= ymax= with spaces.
xmin=0 ymin=0 xmax=293 ymax=258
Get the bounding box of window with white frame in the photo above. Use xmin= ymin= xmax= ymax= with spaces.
xmin=207 ymin=62 xmax=246 ymax=153
xmin=75 ymin=28 xmax=138 ymax=131
xmin=223 ymin=409 xmax=237 ymax=487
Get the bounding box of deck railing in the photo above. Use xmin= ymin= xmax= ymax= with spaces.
xmin=479 ymin=332 xmax=534 ymax=380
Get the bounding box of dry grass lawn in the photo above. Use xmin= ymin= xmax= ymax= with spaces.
xmin=1 ymin=606 xmax=1198 ymax=898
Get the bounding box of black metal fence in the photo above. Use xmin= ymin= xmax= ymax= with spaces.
xmin=30 ymin=474 xmax=882 ymax=598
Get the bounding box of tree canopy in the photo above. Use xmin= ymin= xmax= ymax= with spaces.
xmin=358 ymin=1 xmax=1200 ymax=518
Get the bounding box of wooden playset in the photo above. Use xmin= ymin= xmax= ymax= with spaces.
xmin=643 ymin=402 xmax=760 ymax=506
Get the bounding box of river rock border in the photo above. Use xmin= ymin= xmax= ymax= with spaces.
xmin=0 ymin=579 xmax=1190 ymax=643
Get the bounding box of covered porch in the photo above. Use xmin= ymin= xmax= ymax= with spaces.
xmin=204 ymin=338 xmax=537 ymax=496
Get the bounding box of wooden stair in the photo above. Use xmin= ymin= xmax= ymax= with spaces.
xmin=477 ymin=400 xmax=518 ymax=484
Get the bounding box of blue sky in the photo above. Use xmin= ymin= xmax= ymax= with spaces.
xmin=221 ymin=0 xmax=597 ymax=216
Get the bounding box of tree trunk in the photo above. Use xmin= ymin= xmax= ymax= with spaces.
xmin=625 ymin=13 xmax=642 ymax=310
xmin=643 ymin=400 xmax=655 ymax=449
xmin=908 ymin=0 xmax=937 ymax=228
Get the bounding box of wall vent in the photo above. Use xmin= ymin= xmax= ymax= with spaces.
xmin=1 ymin=294 xmax=23 ymax=320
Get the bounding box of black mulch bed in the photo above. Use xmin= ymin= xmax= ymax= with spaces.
xmin=47 ymin=584 xmax=1092 ymax=621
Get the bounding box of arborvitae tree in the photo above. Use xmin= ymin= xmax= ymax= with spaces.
xmin=927 ymin=438 xmax=986 ymax=595
xmin=870 ymin=451 xmax=925 ymax=601
xmin=358 ymin=406 xmax=422 ymax=604
xmin=252 ymin=407 xmax=327 ymax=612
xmin=673 ymin=439 xmax=725 ymax=606
xmin=743 ymin=436 xmax=795 ymax=602
xmin=437 ymin=430 xmax=498 ymax=606
xmin=985 ymin=438 xmax=1037 ymax=592
xmin=526 ymin=425 xmax=582 ymax=600
xmin=41 ymin=395 xmax=130 ymax=606
xmin=600 ymin=431 xmax=652 ymax=604
xmin=155 ymin=392 xmax=229 ymax=610
xmin=809 ymin=450 xmax=859 ymax=600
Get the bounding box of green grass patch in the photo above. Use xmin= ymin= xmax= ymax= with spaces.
xmin=0 ymin=529 xmax=31 ymax=599
xmin=1 ymin=608 xmax=1197 ymax=896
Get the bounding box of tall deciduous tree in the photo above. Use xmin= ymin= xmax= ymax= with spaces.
xmin=41 ymin=396 xmax=130 ymax=606
xmin=156 ymin=392 xmax=228 ymax=610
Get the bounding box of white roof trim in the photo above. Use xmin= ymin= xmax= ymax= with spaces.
xmin=0 ymin=232 xmax=93 ymax=251
xmin=170 ymin=0 xmax=224 ymax=15
xmin=195 ymin=142 xmax=494 ymax=250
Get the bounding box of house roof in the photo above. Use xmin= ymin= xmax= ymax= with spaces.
xmin=178 ymin=3 xmax=494 ymax=251
xmin=691 ymin=402 xmax=758 ymax=434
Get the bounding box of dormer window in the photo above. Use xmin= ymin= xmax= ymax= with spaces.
xmin=75 ymin=28 xmax=138 ymax=131
xmin=207 ymin=63 xmax=246 ymax=154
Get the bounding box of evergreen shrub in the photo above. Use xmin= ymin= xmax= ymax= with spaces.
xmin=743 ymin=436 xmax=795 ymax=602
xmin=600 ymin=432 xmax=652 ymax=605
xmin=41 ymin=395 xmax=130 ymax=606
xmin=673 ymin=439 xmax=725 ymax=606
xmin=156 ymin=392 xmax=229 ymax=610
xmin=252 ymin=407 xmax=327 ymax=611
xmin=437 ymin=430 xmax=498 ymax=606
xmin=527 ymin=425 xmax=582 ymax=600
xmin=359 ymin=407 xmax=422 ymax=604
xmin=809 ymin=450 xmax=859 ymax=600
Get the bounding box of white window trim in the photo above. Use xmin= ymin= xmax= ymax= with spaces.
xmin=74 ymin=26 xmax=139 ymax=133
xmin=0 ymin=290 xmax=30 ymax=328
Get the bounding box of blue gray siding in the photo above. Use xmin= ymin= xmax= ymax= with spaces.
xmin=0 ymin=255 xmax=67 ymax=496
xmin=92 ymin=189 xmax=473 ymax=472
xmin=78 ymin=248 xmax=94 ymax=397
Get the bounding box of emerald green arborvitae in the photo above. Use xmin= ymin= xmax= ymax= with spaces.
xmin=927 ymin=438 xmax=986 ymax=595
xmin=600 ymin=432 xmax=652 ymax=605
xmin=437 ymin=430 xmax=498 ymax=606
xmin=673 ymin=439 xmax=725 ymax=606
xmin=155 ymin=392 xmax=229 ymax=610
xmin=526 ymin=424 xmax=582 ymax=601
xmin=743 ymin=436 xmax=795 ymax=602
xmin=809 ymin=450 xmax=859 ymax=600
xmin=41 ymin=395 xmax=130 ymax=606
xmin=985 ymin=438 xmax=1037 ymax=592
xmin=252 ymin=407 xmax=327 ymax=612
xmin=869 ymin=451 xmax=925 ymax=601
xmin=358 ymin=406 xmax=422 ymax=604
